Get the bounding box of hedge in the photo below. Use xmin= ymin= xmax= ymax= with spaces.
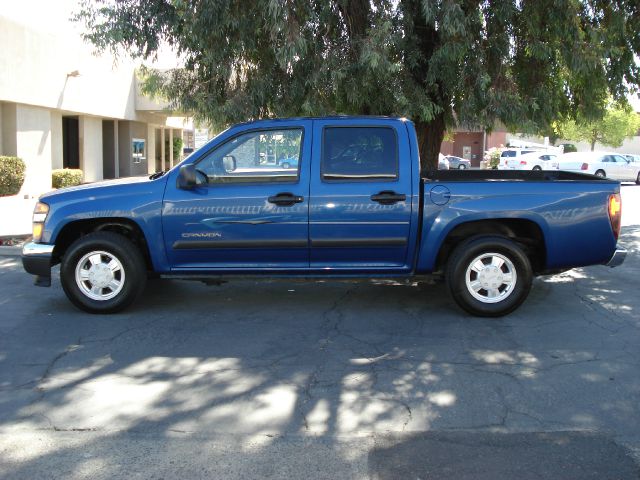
xmin=0 ymin=156 xmax=26 ymax=196
xmin=52 ymin=169 xmax=83 ymax=189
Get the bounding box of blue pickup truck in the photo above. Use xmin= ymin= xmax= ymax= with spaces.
xmin=22 ymin=117 xmax=626 ymax=316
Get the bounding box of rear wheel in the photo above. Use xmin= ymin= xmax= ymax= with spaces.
xmin=636 ymin=172 xmax=640 ymax=185
xmin=60 ymin=232 xmax=147 ymax=313
xmin=595 ymin=169 xmax=606 ymax=178
xmin=446 ymin=236 xmax=533 ymax=317
xmin=282 ymin=162 xmax=291 ymax=169
xmin=458 ymin=164 xmax=466 ymax=170
xmin=532 ymin=165 xmax=542 ymax=171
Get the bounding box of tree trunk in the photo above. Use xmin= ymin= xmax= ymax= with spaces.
xmin=590 ymin=139 xmax=596 ymax=151
xmin=415 ymin=112 xmax=446 ymax=176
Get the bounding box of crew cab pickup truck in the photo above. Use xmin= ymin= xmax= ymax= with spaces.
xmin=22 ymin=117 xmax=627 ymax=317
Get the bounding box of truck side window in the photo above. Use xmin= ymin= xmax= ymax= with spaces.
xmin=196 ymin=129 xmax=303 ymax=184
xmin=321 ymin=127 xmax=398 ymax=180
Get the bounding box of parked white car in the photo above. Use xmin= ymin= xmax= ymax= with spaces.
xmin=497 ymin=149 xmax=537 ymax=169
xmin=624 ymin=154 xmax=640 ymax=164
xmin=557 ymin=152 xmax=640 ymax=183
xmin=504 ymin=152 xmax=559 ymax=171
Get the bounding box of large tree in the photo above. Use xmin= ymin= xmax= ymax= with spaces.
xmin=77 ymin=0 xmax=640 ymax=172
xmin=554 ymin=103 xmax=640 ymax=151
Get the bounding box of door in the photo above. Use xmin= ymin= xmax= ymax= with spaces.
xmin=309 ymin=120 xmax=414 ymax=271
xmin=162 ymin=121 xmax=311 ymax=270
xmin=612 ymin=154 xmax=634 ymax=181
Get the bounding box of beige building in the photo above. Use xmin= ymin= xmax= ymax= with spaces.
xmin=0 ymin=8 xmax=191 ymax=197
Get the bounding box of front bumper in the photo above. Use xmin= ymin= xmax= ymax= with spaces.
xmin=22 ymin=241 xmax=54 ymax=285
xmin=605 ymin=248 xmax=627 ymax=267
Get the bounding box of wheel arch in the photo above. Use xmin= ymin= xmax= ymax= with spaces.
xmin=432 ymin=218 xmax=547 ymax=275
xmin=52 ymin=218 xmax=154 ymax=271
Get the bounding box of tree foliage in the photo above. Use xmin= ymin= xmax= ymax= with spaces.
xmin=555 ymin=104 xmax=640 ymax=151
xmin=76 ymin=0 xmax=640 ymax=171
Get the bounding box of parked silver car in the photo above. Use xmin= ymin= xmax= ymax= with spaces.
xmin=445 ymin=155 xmax=472 ymax=169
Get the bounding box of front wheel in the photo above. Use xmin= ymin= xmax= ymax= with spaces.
xmin=458 ymin=164 xmax=466 ymax=170
xmin=636 ymin=172 xmax=640 ymax=185
xmin=60 ymin=232 xmax=147 ymax=313
xmin=446 ymin=236 xmax=533 ymax=317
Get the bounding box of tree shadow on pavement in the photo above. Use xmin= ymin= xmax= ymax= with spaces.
xmin=0 ymin=226 xmax=639 ymax=478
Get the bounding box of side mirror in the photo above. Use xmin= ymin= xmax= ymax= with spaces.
xmin=223 ymin=156 xmax=237 ymax=172
xmin=177 ymin=164 xmax=197 ymax=189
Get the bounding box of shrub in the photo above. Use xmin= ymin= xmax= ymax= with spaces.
xmin=0 ymin=156 xmax=26 ymax=196
xmin=52 ymin=169 xmax=83 ymax=189
xmin=173 ymin=136 xmax=184 ymax=161
xmin=560 ymin=143 xmax=577 ymax=153
xmin=485 ymin=147 xmax=502 ymax=169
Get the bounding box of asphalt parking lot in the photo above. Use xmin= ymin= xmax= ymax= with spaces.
xmin=1 ymin=186 xmax=639 ymax=479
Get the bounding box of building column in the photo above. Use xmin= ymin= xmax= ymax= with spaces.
xmin=50 ymin=111 xmax=63 ymax=170
xmin=14 ymin=104 xmax=52 ymax=195
xmin=0 ymin=103 xmax=4 ymax=155
xmin=146 ymin=124 xmax=156 ymax=175
xmin=79 ymin=116 xmax=103 ymax=183
xmin=160 ymin=128 xmax=166 ymax=171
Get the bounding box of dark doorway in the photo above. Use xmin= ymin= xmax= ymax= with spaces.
xmin=62 ymin=116 xmax=80 ymax=169
xmin=102 ymin=120 xmax=116 ymax=179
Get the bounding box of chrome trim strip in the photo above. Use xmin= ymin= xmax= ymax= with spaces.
xmin=605 ymin=248 xmax=627 ymax=267
xmin=310 ymin=237 xmax=408 ymax=248
xmin=172 ymin=239 xmax=308 ymax=250
xmin=22 ymin=241 xmax=54 ymax=256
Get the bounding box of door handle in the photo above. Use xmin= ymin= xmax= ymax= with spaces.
xmin=370 ymin=191 xmax=406 ymax=205
xmin=268 ymin=192 xmax=304 ymax=206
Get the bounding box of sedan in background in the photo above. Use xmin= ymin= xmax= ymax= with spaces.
xmin=445 ymin=155 xmax=472 ymax=169
xmin=276 ymin=157 xmax=299 ymax=169
xmin=557 ymin=152 xmax=640 ymax=183
xmin=505 ymin=152 xmax=559 ymax=171
xmin=624 ymin=154 xmax=640 ymax=164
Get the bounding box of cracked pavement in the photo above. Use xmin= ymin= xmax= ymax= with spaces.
xmin=0 ymin=185 xmax=639 ymax=479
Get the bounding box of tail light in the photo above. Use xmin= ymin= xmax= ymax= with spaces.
xmin=581 ymin=163 xmax=589 ymax=171
xmin=520 ymin=160 xmax=527 ymax=165
xmin=608 ymin=193 xmax=622 ymax=240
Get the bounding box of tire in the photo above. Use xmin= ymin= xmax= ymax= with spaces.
xmin=636 ymin=172 xmax=640 ymax=185
xmin=446 ymin=236 xmax=533 ymax=317
xmin=60 ymin=231 xmax=147 ymax=313
xmin=458 ymin=164 xmax=466 ymax=170
xmin=595 ymin=169 xmax=606 ymax=178
xmin=282 ymin=162 xmax=290 ymax=169
xmin=532 ymin=166 xmax=542 ymax=171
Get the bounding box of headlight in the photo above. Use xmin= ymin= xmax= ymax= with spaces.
xmin=32 ymin=202 xmax=49 ymax=242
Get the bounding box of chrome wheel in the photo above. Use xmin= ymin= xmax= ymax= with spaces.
xmin=74 ymin=250 xmax=126 ymax=301
xmin=464 ymin=252 xmax=517 ymax=304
